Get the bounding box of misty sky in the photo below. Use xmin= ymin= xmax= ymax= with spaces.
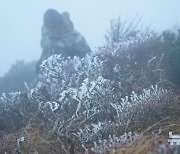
xmin=0 ymin=0 xmax=180 ymax=77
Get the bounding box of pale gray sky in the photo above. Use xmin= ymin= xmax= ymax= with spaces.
xmin=0 ymin=0 xmax=180 ymax=77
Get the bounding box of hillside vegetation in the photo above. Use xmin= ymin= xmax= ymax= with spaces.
xmin=0 ymin=19 xmax=180 ymax=153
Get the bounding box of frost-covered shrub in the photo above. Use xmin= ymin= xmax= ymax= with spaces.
xmin=36 ymin=43 xmax=172 ymax=152
xmin=91 ymin=132 xmax=139 ymax=153
xmin=0 ymin=92 xmax=37 ymax=132
xmin=96 ymin=32 xmax=167 ymax=93
xmin=40 ymin=31 xmax=166 ymax=100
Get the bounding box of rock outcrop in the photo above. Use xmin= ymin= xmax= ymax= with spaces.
xmin=37 ymin=9 xmax=91 ymax=69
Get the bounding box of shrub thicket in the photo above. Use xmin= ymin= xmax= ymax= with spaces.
xmin=0 ymin=18 xmax=179 ymax=153
xmin=162 ymin=30 xmax=180 ymax=86
xmin=0 ymin=60 xmax=37 ymax=94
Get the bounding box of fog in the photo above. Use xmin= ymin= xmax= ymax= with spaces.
xmin=0 ymin=0 xmax=180 ymax=77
